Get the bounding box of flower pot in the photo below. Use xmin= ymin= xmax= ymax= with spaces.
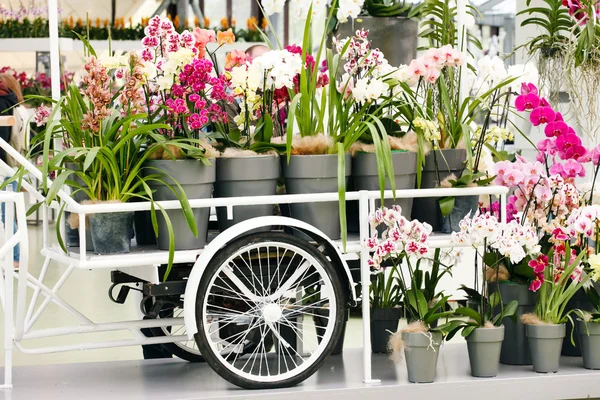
xmin=144 ymin=159 xmax=215 ymax=251
xmin=88 ymin=211 xmax=134 ymax=254
xmin=335 ymin=16 xmax=418 ymax=68
xmin=410 ymin=149 xmax=466 ymax=232
xmin=466 ymin=325 xmax=505 ymax=378
xmin=214 ymin=155 xmax=279 ymax=233
xmin=491 ymin=282 xmax=537 ymax=365
xmin=440 ymin=194 xmax=479 ymax=233
xmin=562 ymin=288 xmax=593 ymax=356
xmin=526 ymin=323 xmax=566 ymax=373
xmin=314 ymin=308 xmax=348 ymax=355
xmin=133 ymin=210 xmax=157 ymax=246
xmin=370 ymin=308 xmax=401 ymax=353
xmin=350 ymin=151 xmax=417 ymax=230
xmin=64 ymin=162 xmax=94 ymax=251
xmin=281 ymin=154 xmax=351 ymax=241
xmin=402 ymin=331 xmax=443 ymax=383
xmin=578 ymin=320 xmax=600 ymax=369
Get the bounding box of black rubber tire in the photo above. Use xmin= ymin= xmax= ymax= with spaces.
xmin=194 ymin=232 xmax=346 ymax=389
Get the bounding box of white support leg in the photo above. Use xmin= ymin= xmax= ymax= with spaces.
xmin=1 ymin=199 xmax=15 ymax=389
xmin=359 ymin=191 xmax=380 ymax=385
xmin=25 ymin=257 xmax=51 ymax=327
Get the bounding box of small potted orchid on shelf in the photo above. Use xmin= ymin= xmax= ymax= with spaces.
xmin=450 ymin=212 xmax=540 ymax=377
xmin=365 ymin=205 xmax=460 ymax=383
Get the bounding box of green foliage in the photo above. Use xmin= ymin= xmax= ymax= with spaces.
xmin=518 ymin=0 xmax=576 ymax=58
xmin=364 ymin=0 xmax=416 ymax=17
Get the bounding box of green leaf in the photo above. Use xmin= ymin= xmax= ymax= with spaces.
xmin=455 ymin=307 xmax=483 ymax=325
xmin=438 ymin=196 xmax=455 ymax=217
xmin=462 ymin=325 xmax=477 ymax=338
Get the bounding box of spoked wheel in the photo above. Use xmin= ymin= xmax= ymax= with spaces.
xmin=148 ymin=304 xmax=205 ymax=363
xmin=194 ymin=232 xmax=345 ymax=389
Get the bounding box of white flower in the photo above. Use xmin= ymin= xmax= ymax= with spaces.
xmin=507 ymin=62 xmax=539 ymax=93
xmin=140 ymin=61 xmax=157 ymax=81
xmin=337 ymin=0 xmax=364 ymax=22
xmin=252 ymin=49 xmax=303 ymax=89
xmin=156 ymin=73 xmax=174 ymax=90
xmin=262 ymin=0 xmax=286 ymax=15
xmin=352 ymin=77 xmax=388 ymax=103
xmin=99 ymin=51 xmax=128 ymax=70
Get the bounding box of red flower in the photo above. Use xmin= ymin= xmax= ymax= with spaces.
xmin=529 ymin=274 xmax=544 ymax=292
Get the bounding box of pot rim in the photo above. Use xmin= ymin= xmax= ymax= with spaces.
xmin=217 ymin=153 xmax=279 ymax=160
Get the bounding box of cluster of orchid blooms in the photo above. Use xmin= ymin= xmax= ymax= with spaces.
xmin=562 ymin=0 xmax=600 ymax=26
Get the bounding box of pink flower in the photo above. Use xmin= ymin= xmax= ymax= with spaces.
xmin=544 ymin=121 xmax=569 ymax=138
xmin=534 ymin=183 xmax=552 ymax=202
xmin=408 ymin=58 xmax=427 ymax=80
xmin=591 ymin=144 xmax=600 ymax=165
xmin=530 ymin=107 xmax=556 ymax=126
xmin=424 ymin=66 xmax=441 ymax=83
xmin=33 ymin=104 xmax=51 ymax=126
xmin=549 ymin=162 xmax=565 ymax=177
xmin=528 ymin=259 xmax=546 ymax=274
xmin=556 ymin=133 xmax=582 ymax=153
xmin=505 ymin=169 xmax=525 ymax=186
xmin=515 ymin=93 xmax=541 ymax=111
xmin=563 ymin=159 xmax=585 ymax=178
xmin=563 ymin=145 xmax=588 ymax=162
xmin=364 ymin=235 xmax=378 ymax=249
xmin=529 ymin=274 xmax=544 ymax=292
xmin=520 ymin=82 xmax=538 ymax=95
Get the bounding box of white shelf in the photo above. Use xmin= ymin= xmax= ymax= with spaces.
xmin=0 ymin=37 xmax=73 ymax=52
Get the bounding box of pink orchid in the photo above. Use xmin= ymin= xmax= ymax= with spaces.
xmin=563 ymin=159 xmax=585 ymax=177
xmin=528 ymin=259 xmax=546 ymax=274
xmin=544 ymin=121 xmax=569 ymax=137
xmin=529 ymin=275 xmax=543 ymax=292
xmin=555 ymin=133 xmax=582 ymax=153
xmin=520 ymin=82 xmax=538 ymax=95
xmin=530 ymin=107 xmax=556 ymax=126
xmin=591 ymin=144 xmax=600 ymax=165
xmin=515 ymin=93 xmax=541 ymax=112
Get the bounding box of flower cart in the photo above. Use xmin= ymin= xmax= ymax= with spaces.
xmin=0 ymin=135 xmax=509 ymax=389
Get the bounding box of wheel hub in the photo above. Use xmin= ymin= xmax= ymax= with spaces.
xmin=262 ymin=303 xmax=283 ymax=323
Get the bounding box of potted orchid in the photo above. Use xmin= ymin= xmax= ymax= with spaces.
xmin=212 ymin=46 xmax=295 ymax=232
xmin=339 ymin=29 xmax=419 ymax=223
xmin=365 ymin=205 xmax=460 ymax=383
xmin=282 ymin=8 xmax=396 ymax=243
xmin=451 ymin=212 xmax=540 ymax=377
xmin=137 ymin=16 xmax=227 ymax=251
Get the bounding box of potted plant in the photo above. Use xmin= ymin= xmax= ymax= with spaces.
xmin=450 ymin=212 xmax=540 ymax=377
xmin=576 ymin=268 xmax=600 ymax=369
xmin=137 ymin=16 xmax=222 ymax=251
xmin=331 ymin=0 xmax=420 ymax=67
xmin=281 ymin=8 xmax=396 ymax=242
xmin=24 ymin=51 xmax=187 ymax=259
xmin=365 ymin=205 xmax=459 ymax=382
xmin=213 ymin=43 xmax=292 ymax=233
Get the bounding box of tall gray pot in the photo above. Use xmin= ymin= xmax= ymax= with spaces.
xmin=526 ymin=323 xmax=566 ymax=373
xmin=281 ymin=154 xmax=351 ymax=241
xmin=402 ymin=331 xmax=443 ymax=383
xmin=492 ymin=282 xmax=537 ymax=365
xmin=64 ymin=162 xmax=94 ymax=252
xmin=215 ymin=155 xmax=279 ymax=233
xmin=562 ymin=288 xmax=593 ymax=356
xmin=578 ymin=320 xmax=600 ymax=369
xmin=410 ymin=149 xmax=466 ymax=232
xmin=352 ymin=151 xmax=417 ymax=219
xmin=144 ymin=159 xmax=215 ymax=250
xmin=89 ymin=211 xmax=134 ymax=255
xmin=466 ymin=326 xmax=504 ymax=378
xmin=335 ymin=16 xmax=418 ymax=68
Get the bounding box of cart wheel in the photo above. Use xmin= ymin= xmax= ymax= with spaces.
xmin=194 ymin=232 xmax=345 ymax=389
xmin=148 ymin=304 xmax=206 ymax=363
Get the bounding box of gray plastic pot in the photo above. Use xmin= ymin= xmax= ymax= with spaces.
xmin=64 ymin=162 xmax=94 ymax=251
xmin=441 ymin=195 xmax=479 ymax=233
xmin=410 ymin=149 xmax=466 ymax=232
xmin=215 ymin=155 xmax=279 ymax=232
xmin=562 ymin=289 xmax=593 ymax=356
xmin=526 ymin=323 xmax=566 ymax=373
xmin=402 ymin=331 xmax=443 ymax=383
xmin=281 ymin=154 xmax=351 ymax=240
xmin=466 ymin=325 xmax=504 ymax=377
xmin=88 ymin=211 xmax=134 ymax=254
xmin=352 ymin=151 xmax=417 ymax=218
xmin=144 ymin=159 xmax=215 ymax=250
xmin=491 ymin=282 xmax=537 ymax=365
xmin=578 ymin=320 xmax=600 ymax=369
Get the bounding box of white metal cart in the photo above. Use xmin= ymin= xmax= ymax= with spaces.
xmin=0 ymin=135 xmax=509 ymax=390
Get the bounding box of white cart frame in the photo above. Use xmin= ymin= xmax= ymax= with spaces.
xmin=0 ymin=136 xmax=508 ymax=389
